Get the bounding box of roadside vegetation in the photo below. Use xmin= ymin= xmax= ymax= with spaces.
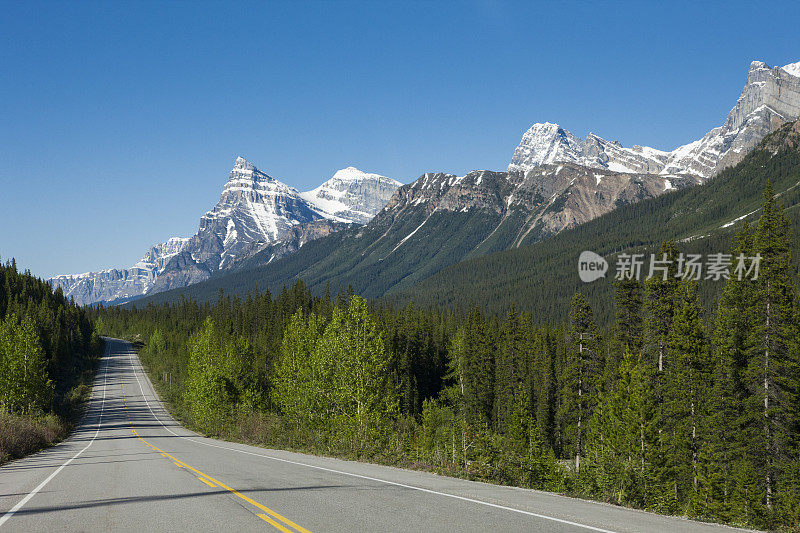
xmin=97 ymin=184 xmax=800 ymax=530
xmin=0 ymin=260 xmax=103 ymax=464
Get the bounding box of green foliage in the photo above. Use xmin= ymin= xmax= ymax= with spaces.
xmin=0 ymin=259 xmax=102 ymax=463
xmin=400 ymin=124 xmax=800 ymax=322
xmin=558 ymin=293 xmax=602 ymax=472
xmin=99 ymin=181 xmax=800 ymax=530
xmin=585 ymin=350 xmax=657 ymax=507
xmin=0 ymin=314 xmax=53 ymax=413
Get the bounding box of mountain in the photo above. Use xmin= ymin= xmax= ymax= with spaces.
xmin=50 ymin=158 xmax=400 ymax=305
xmin=149 ymin=158 xmax=399 ymax=293
xmin=400 ymin=119 xmax=800 ymax=322
xmin=508 ymin=60 xmax=800 ymax=177
xmin=300 ymin=166 xmax=403 ymax=224
xmin=48 ymin=237 xmax=189 ymax=306
xmin=131 ymin=162 xmax=700 ymax=306
xmin=130 ymin=60 xmax=800 ymax=309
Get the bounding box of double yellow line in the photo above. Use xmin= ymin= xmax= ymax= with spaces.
xmin=122 ymin=386 xmax=311 ymax=532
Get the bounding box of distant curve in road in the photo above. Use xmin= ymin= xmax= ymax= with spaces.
xmin=0 ymin=339 xmax=757 ymax=532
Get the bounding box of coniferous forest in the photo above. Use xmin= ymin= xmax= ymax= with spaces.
xmin=95 ymin=184 xmax=800 ymax=530
xmin=0 ymin=260 xmax=103 ymax=463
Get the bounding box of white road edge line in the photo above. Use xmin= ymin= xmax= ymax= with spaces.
xmin=0 ymin=351 xmax=109 ymax=528
xmin=126 ymin=345 xmax=618 ymax=533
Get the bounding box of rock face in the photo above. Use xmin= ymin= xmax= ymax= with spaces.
xmin=174 ymin=156 xmax=325 ymax=276
xmin=150 ymin=158 xmax=400 ymax=293
xmin=48 ymin=237 xmax=190 ymax=306
xmin=380 ymin=165 xmax=699 ymax=250
xmin=509 ymin=60 xmax=800 ymax=178
xmin=227 ymin=219 xmax=354 ymax=271
xmin=50 ymin=157 xmax=401 ymax=305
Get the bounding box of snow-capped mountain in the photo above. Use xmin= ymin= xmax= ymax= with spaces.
xmin=145 ymin=158 xmax=400 ymax=294
xmin=48 ymin=237 xmax=189 ymax=306
xmin=300 ymin=166 xmax=403 ymax=224
xmin=509 ymin=60 xmax=800 ymax=178
xmin=49 ymin=158 xmax=400 ymax=305
xmin=188 ymin=156 xmax=325 ymax=272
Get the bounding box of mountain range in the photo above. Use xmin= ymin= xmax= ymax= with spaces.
xmin=49 ymin=161 xmax=400 ymax=305
xmin=52 ymin=59 xmax=800 ymax=307
xmin=508 ymin=61 xmax=800 ymax=177
xmin=128 ymin=59 xmax=800 ymax=308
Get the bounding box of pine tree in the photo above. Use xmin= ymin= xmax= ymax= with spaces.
xmin=558 ymin=293 xmax=602 ymax=473
xmin=700 ymin=222 xmax=754 ymax=521
xmin=644 ymin=241 xmax=680 ymax=375
xmin=494 ymin=307 xmax=532 ymax=434
xmin=742 ymin=182 xmax=799 ymax=521
xmin=585 ymin=349 xmax=657 ymax=507
xmin=610 ymin=277 xmax=643 ymax=384
xmin=661 ymin=280 xmax=710 ymax=514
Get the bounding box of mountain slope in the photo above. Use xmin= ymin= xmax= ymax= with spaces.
xmin=127 ymin=60 xmax=800 ymax=308
xmin=509 ymin=60 xmax=800 ymax=177
xmin=130 ymin=120 xmax=800 ymax=313
xmin=151 ymin=158 xmax=400 ymax=293
xmin=131 ymin=163 xmax=699 ymax=305
xmin=399 ymin=120 xmax=800 ymax=322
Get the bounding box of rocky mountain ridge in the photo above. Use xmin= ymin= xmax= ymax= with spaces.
xmin=509 ymin=60 xmax=800 ymax=178
xmin=48 ymin=237 xmax=190 ymax=306
xmin=50 ymin=159 xmax=400 ymax=305
xmin=52 ymin=58 xmax=798 ymax=307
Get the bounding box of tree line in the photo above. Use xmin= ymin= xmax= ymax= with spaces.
xmin=0 ymin=259 xmax=102 ymax=463
xmin=97 ymin=183 xmax=799 ymax=529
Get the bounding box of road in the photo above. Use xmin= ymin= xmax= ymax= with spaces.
xmin=0 ymin=338 xmax=756 ymax=532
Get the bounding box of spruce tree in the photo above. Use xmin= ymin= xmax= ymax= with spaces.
xmin=701 ymin=222 xmax=754 ymax=521
xmin=494 ymin=307 xmax=532 ymax=434
xmin=742 ymin=182 xmax=799 ymax=521
xmin=558 ymin=293 xmax=602 ymax=473
xmin=661 ymin=281 xmax=710 ymax=514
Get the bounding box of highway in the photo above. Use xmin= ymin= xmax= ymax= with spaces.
xmin=0 ymin=339 xmax=756 ymax=532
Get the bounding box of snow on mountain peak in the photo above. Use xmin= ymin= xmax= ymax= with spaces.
xmin=508 ymin=122 xmax=583 ymax=172
xmin=234 ymin=155 xmax=254 ymax=169
xmin=510 ymin=59 xmax=800 ymax=178
xmin=782 ymin=61 xmax=800 ymax=78
xmin=300 ymin=167 xmax=402 ymax=224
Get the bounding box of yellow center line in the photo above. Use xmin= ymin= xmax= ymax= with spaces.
xmin=121 ymin=375 xmax=311 ymax=532
xmin=258 ymin=513 xmax=295 ymax=533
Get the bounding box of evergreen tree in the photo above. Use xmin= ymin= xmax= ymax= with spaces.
xmin=700 ymin=222 xmax=754 ymax=521
xmin=585 ymin=349 xmax=657 ymax=507
xmin=742 ymin=182 xmax=800 ymax=521
xmin=644 ymin=241 xmax=680 ymax=374
xmin=610 ymin=277 xmax=643 ymax=385
xmin=661 ymin=281 xmax=710 ymax=514
xmin=494 ymin=307 xmax=532 ymax=434
xmin=558 ymin=293 xmax=602 ymax=472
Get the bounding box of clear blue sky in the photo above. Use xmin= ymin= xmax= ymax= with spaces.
xmin=1 ymin=0 xmax=798 ymax=279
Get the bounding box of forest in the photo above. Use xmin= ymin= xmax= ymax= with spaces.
xmin=0 ymin=259 xmax=102 ymax=463
xmin=96 ymin=183 xmax=800 ymax=530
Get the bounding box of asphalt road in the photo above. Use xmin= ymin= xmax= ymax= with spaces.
xmin=0 ymin=339 xmax=757 ymax=532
